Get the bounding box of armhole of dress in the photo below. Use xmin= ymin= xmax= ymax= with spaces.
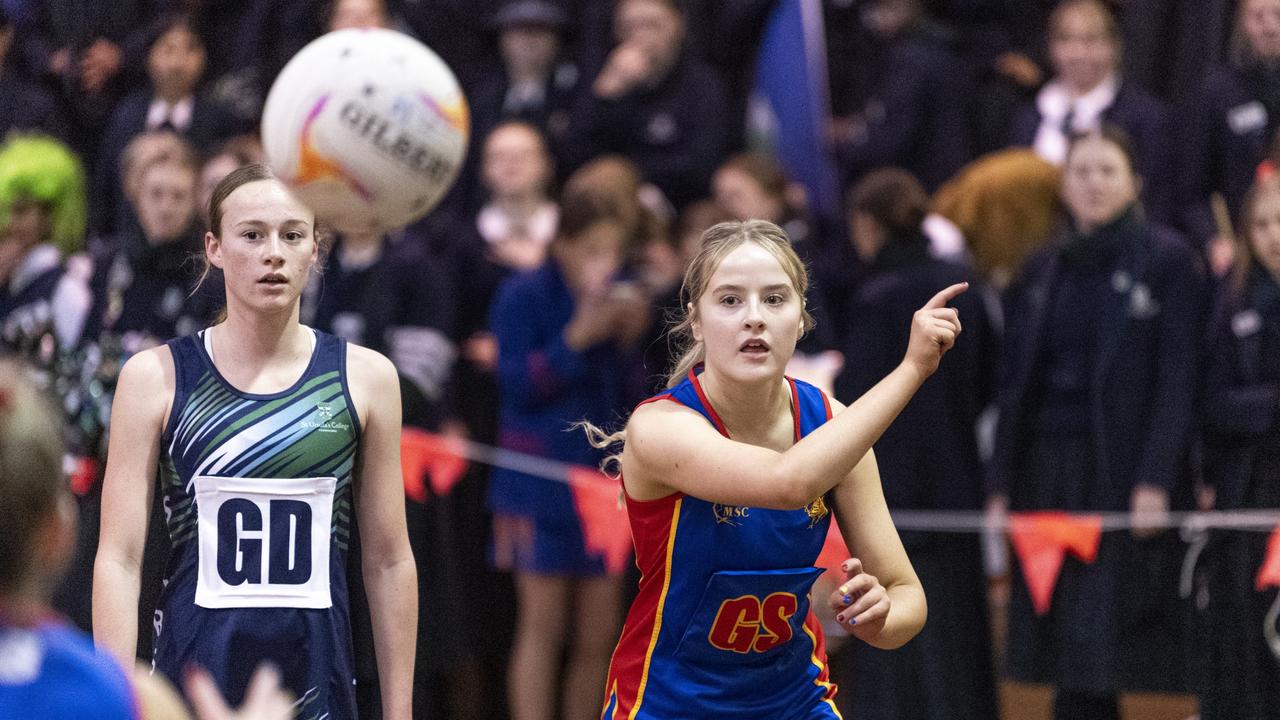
xmin=159 ymin=338 xmax=190 ymax=447
xmin=337 ymin=336 xmax=364 ymax=439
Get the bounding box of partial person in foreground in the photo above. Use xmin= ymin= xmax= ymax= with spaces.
xmin=0 ymin=359 xmax=293 ymax=720
xmin=591 ymin=219 xmax=964 ymax=718
xmin=92 ymin=164 xmax=416 ymax=720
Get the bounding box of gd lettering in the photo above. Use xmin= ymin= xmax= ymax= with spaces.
xmin=707 ymin=593 xmax=799 ymax=653
xmin=217 ymin=499 xmax=312 ymax=585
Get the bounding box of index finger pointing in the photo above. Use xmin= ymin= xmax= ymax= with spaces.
xmin=923 ymin=282 xmax=969 ymax=310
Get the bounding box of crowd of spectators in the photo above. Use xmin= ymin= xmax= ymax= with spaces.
xmin=2 ymin=0 xmax=1279 ymax=719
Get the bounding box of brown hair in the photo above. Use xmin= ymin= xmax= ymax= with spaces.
xmin=1234 ymin=177 xmax=1280 ymax=292
xmin=847 ymin=167 xmax=930 ymax=240
xmin=581 ymin=220 xmax=814 ymax=473
xmin=562 ymin=155 xmax=666 ymax=257
xmin=0 ymin=361 xmax=65 ymax=595
xmin=1065 ymin=123 xmax=1139 ymax=174
xmin=718 ymin=152 xmax=789 ymax=202
xmin=120 ymin=131 xmax=198 ymax=201
xmin=1048 ymin=0 xmax=1121 ymax=42
xmin=194 ymin=163 xmax=330 ymax=292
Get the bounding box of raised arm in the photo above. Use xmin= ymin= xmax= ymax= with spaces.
xmin=347 ymin=346 xmax=417 ymax=720
xmin=622 ymin=283 xmax=966 ymax=508
xmin=93 ymin=346 xmax=173 ymax=669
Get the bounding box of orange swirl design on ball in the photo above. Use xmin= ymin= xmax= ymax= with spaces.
xmin=296 ymin=95 xmax=373 ymax=200
xmin=419 ymin=92 xmax=469 ymax=135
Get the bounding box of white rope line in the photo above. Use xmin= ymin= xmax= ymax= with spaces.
xmin=428 ymin=432 xmax=1280 ymax=533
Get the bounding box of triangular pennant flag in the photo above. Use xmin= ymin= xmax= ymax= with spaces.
xmin=567 ymin=466 xmax=632 ymax=575
xmin=400 ymin=428 xmax=468 ymax=504
xmin=1256 ymin=524 xmax=1280 ymax=591
xmin=816 ymin=521 xmax=851 ymax=581
xmin=1009 ymin=512 xmax=1103 ymax=616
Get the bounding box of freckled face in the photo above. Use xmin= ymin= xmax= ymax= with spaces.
xmin=206 ymin=179 xmax=318 ymax=315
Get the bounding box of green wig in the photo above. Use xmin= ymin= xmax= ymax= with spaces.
xmin=0 ymin=134 xmax=88 ymax=256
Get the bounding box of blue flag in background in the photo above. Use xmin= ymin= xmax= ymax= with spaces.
xmin=750 ymin=0 xmax=840 ymax=218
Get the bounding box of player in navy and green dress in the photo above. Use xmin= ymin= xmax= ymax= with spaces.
xmin=93 ymin=164 xmax=417 ymax=720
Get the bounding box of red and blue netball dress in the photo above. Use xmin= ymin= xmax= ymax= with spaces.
xmin=0 ymin=610 xmax=138 ymax=719
xmin=602 ymin=368 xmax=842 ymax=720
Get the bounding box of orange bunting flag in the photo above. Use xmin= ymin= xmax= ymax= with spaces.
xmin=1009 ymin=512 xmax=1103 ymax=616
xmin=69 ymin=456 xmax=98 ymax=497
xmin=400 ymin=428 xmax=469 ymax=503
xmin=816 ymin=522 xmax=851 ymax=581
xmin=1255 ymin=524 xmax=1280 ymax=591
xmin=567 ymin=466 xmax=633 ymax=575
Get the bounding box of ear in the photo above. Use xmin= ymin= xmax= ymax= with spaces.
xmin=687 ymin=301 xmax=702 ymax=343
xmin=204 ymin=231 xmax=224 ymax=269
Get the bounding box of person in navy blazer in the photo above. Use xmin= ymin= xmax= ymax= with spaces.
xmin=1197 ymin=177 xmax=1280 ymax=720
xmin=94 ymin=13 xmax=241 ymax=237
xmin=1176 ymin=0 xmax=1280 ymax=262
xmin=1007 ymin=0 xmax=1174 ymax=224
xmin=990 ymin=126 xmax=1207 ymax=719
xmin=827 ymin=168 xmax=999 ymax=720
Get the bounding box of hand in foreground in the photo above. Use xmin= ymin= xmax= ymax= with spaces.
xmin=903 ymin=282 xmax=967 ymax=378
xmin=828 ymin=557 xmax=890 ymax=644
xmin=185 ymin=664 xmax=295 ymax=720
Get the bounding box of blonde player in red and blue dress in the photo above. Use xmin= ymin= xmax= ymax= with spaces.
xmin=595 ymin=220 xmax=965 ymax=719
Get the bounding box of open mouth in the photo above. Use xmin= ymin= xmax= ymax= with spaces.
xmin=258 ymin=273 xmax=289 ymax=286
xmin=739 ymin=338 xmax=770 ymax=354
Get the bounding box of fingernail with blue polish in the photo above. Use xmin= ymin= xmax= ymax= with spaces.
xmin=842 ymin=594 xmax=853 ymax=605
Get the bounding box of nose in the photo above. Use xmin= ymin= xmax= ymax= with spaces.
xmin=743 ymin=298 xmax=766 ymax=330
xmin=263 ymin=233 xmax=286 ymax=266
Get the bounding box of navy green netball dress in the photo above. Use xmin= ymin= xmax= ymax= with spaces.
xmin=152 ymin=328 xmax=360 ymax=719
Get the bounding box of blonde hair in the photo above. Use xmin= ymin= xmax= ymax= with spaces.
xmin=581 ymin=219 xmax=814 ymax=475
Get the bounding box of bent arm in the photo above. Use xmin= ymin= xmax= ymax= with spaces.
xmin=93 ymin=348 xmax=170 ymax=669
xmin=623 ymin=362 xmax=932 ymax=509
xmin=350 ymin=348 xmax=417 ymax=720
xmin=830 ymin=441 xmax=926 ymax=649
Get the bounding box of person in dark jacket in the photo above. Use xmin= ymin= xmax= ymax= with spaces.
xmin=990 ymin=126 xmax=1207 ymax=719
xmin=94 ymin=13 xmax=241 ymax=237
xmin=829 ymin=0 xmax=972 ymax=193
xmin=1177 ymin=0 xmax=1280 ymax=259
xmin=826 ymin=168 xmax=998 ymax=720
xmin=564 ymin=0 xmax=733 ymax=209
xmin=1008 ymin=0 xmax=1174 ymax=223
xmin=0 ymin=8 xmax=68 ymax=140
xmin=1198 ymin=176 xmax=1280 ymax=720
xmin=488 ymin=182 xmax=648 ymax=720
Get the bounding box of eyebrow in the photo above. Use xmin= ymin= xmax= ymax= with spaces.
xmin=711 ymin=283 xmax=792 ymax=294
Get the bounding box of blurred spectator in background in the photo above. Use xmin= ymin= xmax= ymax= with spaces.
xmin=0 ymin=8 xmax=67 ymax=140
xmin=713 ymin=152 xmax=821 ymax=258
xmin=9 ymin=0 xmax=151 ymax=168
xmin=829 ymin=0 xmax=971 ymax=192
xmin=1179 ymin=0 xmax=1280 ymax=264
xmin=566 ymin=0 xmax=733 ymax=209
xmin=1198 ymin=176 xmax=1280 ymax=720
xmin=991 ymin=127 xmax=1205 ymax=720
xmin=828 ymin=167 xmax=998 ymax=720
xmin=197 ymin=135 xmax=263 ymax=215
xmin=95 ymin=13 xmax=241 ymax=237
xmin=1008 ymin=0 xmax=1173 ymax=223
xmin=488 ymin=183 xmax=647 ymax=720
xmin=451 ymin=1 xmax=578 ymax=213
xmin=301 ymin=221 xmax=460 ymax=719
xmin=84 ymin=133 xmax=219 ymax=351
xmin=932 ymin=148 xmax=1062 ymax=288
xmin=476 ymin=121 xmax=561 ymax=273
xmin=0 ymin=135 xmax=90 ymax=362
